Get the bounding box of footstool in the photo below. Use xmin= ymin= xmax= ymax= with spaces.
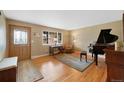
xmin=80 ymin=51 xmax=87 ymax=62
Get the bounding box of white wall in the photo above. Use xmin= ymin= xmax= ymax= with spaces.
xmin=7 ymin=19 xmax=70 ymax=57
xmin=71 ymin=20 xmax=123 ymax=51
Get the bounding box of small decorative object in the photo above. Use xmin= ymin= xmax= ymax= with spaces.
xmin=33 ymin=32 xmax=40 ymax=37
xmin=115 ymin=41 xmax=120 ymax=50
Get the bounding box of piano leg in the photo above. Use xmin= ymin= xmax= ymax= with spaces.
xmin=92 ymin=53 xmax=93 ymax=58
xmin=94 ymin=53 xmax=98 ymax=65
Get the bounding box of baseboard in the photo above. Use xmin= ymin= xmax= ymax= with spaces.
xmin=31 ymin=52 xmax=105 ymax=59
xmin=31 ymin=53 xmax=49 ymax=59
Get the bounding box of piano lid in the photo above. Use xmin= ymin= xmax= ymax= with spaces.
xmin=96 ymin=29 xmax=118 ymax=44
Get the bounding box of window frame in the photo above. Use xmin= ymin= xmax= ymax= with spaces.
xmin=42 ymin=31 xmax=63 ymax=46
xmin=13 ymin=28 xmax=29 ymax=45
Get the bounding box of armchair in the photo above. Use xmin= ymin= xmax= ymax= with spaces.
xmin=64 ymin=45 xmax=74 ymax=53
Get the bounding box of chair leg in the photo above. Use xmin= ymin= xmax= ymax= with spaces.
xmin=85 ymin=54 xmax=87 ymax=62
xmin=80 ymin=54 xmax=82 ymax=61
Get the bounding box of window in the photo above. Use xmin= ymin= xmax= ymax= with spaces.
xmin=42 ymin=31 xmax=63 ymax=45
xmin=42 ymin=31 xmax=48 ymax=44
xmin=58 ymin=32 xmax=62 ymax=44
xmin=14 ymin=29 xmax=28 ymax=44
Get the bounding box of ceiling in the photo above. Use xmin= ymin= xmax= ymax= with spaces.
xmin=3 ymin=10 xmax=123 ymax=30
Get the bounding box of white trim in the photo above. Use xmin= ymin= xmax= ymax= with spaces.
xmin=31 ymin=53 xmax=49 ymax=59
xmin=42 ymin=31 xmax=63 ymax=45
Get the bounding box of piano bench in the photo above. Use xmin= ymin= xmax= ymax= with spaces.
xmin=80 ymin=51 xmax=87 ymax=62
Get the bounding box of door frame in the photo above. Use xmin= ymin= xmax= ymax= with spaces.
xmin=9 ymin=24 xmax=31 ymax=60
xmin=122 ymin=13 xmax=124 ymax=41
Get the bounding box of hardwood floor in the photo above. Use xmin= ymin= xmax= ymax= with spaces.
xmin=32 ymin=51 xmax=107 ymax=82
xmin=17 ymin=60 xmax=43 ymax=82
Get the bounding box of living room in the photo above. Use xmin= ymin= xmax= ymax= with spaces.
xmin=0 ymin=10 xmax=124 ymax=82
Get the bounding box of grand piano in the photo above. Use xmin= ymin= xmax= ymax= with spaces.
xmin=89 ymin=29 xmax=118 ymax=65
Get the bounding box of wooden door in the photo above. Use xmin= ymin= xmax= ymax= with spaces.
xmin=9 ymin=25 xmax=31 ymax=61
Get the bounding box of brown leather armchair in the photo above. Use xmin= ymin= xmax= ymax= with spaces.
xmin=64 ymin=45 xmax=74 ymax=53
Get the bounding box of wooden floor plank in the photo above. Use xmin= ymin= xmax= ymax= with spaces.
xmin=32 ymin=52 xmax=107 ymax=82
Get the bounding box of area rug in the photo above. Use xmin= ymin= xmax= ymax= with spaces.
xmin=17 ymin=60 xmax=43 ymax=82
xmin=55 ymin=54 xmax=93 ymax=72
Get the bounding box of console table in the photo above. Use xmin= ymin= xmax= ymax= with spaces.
xmin=0 ymin=57 xmax=18 ymax=82
xmin=49 ymin=45 xmax=63 ymax=55
xmin=104 ymin=47 xmax=124 ymax=82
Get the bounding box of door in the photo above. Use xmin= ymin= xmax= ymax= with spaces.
xmin=9 ymin=25 xmax=31 ymax=61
